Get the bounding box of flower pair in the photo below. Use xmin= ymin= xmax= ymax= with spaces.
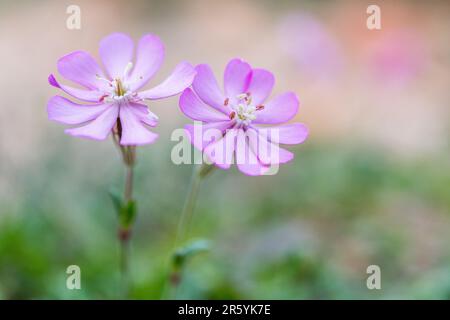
xmin=48 ymin=33 xmax=308 ymax=175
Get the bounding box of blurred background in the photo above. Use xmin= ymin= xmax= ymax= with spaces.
xmin=0 ymin=0 xmax=449 ymax=299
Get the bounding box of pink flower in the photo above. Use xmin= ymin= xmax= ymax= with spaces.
xmin=368 ymin=30 xmax=426 ymax=85
xmin=48 ymin=33 xmax=196 ymax=145
xmin=179 ymin=59 xmax=308 ymax=176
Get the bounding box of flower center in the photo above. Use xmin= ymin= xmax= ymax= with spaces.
xmin=114 ymin=78 xmax=127 ymax=97
xmin=96 ymin=62 xmax=138 ymax=104
xmin=228 ymin=93 xmax=264 ymax=126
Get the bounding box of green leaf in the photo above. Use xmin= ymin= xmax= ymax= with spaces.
xmin=172 ymin=239 xmax=210 ymax=270
xmin=109 ymin=189 xmax=137 ymax=229
xmin=108 ymin=188 xmax=123 ymax=216
xmin=119 ymin=200 xmax=136 ymax=228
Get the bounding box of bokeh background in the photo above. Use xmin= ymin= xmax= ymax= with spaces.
xmin=0 ymin=0 xmax=449 ymax=299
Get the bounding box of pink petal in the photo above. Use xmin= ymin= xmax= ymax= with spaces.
xmin=223 ymin=58 xmax=252 ymax=100
xmin=126 ymin=102 xmax=159 ymax=127
xmin=204 ymin=128 xmax=237 ymax=169
xmin=253 ymin=92 xmax=299 ymax=124
xmin=65 ymin=105 xmax=119 ymax=140
xmin=184 ymin=121 xmax=232 ymax=151
xmin=235 ymin=129 xmax=270 ymax=176
xmin=47 ymin=96 xmax=110 ymax=125
xmin=247 ymin=69 xmax=274 ymax=105
xmin=179 ymin=88 xmax=229 ymax=122
xmin=99 ymin=33 xmax=134 ymax=79
xmin=57 ymin=51 xmax=109 ymax=91
xmin=139 ymin=62 xmax=196 ymax=100
xmin=246 ymin=128 xmax=294 ymax=165
xmin=119 ymin=104 xmax=158 ymax=145
xmin=192 ymin=64 xmax=230 ymax=114
xmin=48 ymin=74 xmax=104 ymax=102
xmin=128 ymin=34 xmax=165 ymax=91
xmin=254 ymin=123 xmax=308 ymax=145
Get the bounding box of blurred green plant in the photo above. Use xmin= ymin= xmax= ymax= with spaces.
xmin=1 ymin=143 xmax=449 ymax=299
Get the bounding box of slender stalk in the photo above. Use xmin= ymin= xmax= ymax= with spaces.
xmin=119 ymin=228 xmax=130 ymax=298
xmin=163 ymin=164 xmax=214 ymax=299
xmin=118 ymin=163 xmax=134 ymax=298
xmin=112 ymin=120 xmax=137 ymax=299
xmin=124 ymin=164 xmax=134 ymax=202
xmin=169 ymin=166 xmax=202 ymax=299
xmin=174 ymin=165 xmax=203 ymax=245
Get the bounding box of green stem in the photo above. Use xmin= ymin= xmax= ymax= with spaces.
xmin=119 ymin=164 xmax=134 ymax=299
xmin=174 ymin=165 xmax=203 ymax=246
xmin=119 ymin=229 xmax=130 ymax=298
xmin=112 ymin=123 xmax=137 ymax=299
xmin=163 ymin=164 xmax=214 ymax=299
xmin=124 ymin=164 xmax=134 ymax=202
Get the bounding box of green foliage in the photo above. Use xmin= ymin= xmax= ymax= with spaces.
xmin=173 ymin=239 xmax=210 ymax=270
xmin=109 ymin=189 xmax=137 ymax=229
xmin=1 ymin=143 xmax=449 ymax=299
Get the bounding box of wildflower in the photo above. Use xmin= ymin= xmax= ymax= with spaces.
xmin=48 ymin=33 xmax=196 ymax=145
xmin=179 ymin=58 xmax=308 ymax=176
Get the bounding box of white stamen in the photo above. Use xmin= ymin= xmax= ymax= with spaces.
xmin=95 ymin=74 xmax=112 ymax=85
xmin=95 ymin=65 xmax=141 ymax=104
xmin=148 ymin=112 xmax=158 ymax=121
xmin=231 ymin=92 xmax=261 ymax=126
xmin=236 ymin=93 xmax=248 ymax=100
xmin=123 ymin=62 xmax=133 ymax=78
